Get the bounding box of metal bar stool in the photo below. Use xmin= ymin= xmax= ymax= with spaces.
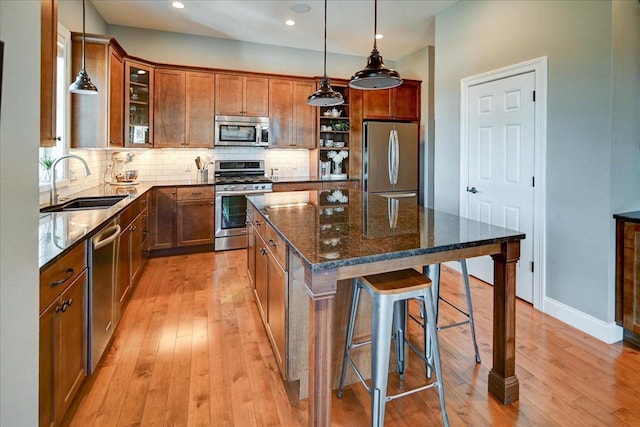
xmin=337 ymin=269 xmax=449 ymax=427
xmin=412 ymin=261 xmax=481 ymax=377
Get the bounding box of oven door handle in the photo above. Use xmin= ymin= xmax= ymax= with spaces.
xmin=215 ymin=190 xmax=271 ymax=197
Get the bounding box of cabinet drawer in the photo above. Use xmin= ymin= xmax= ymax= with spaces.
xmin=40 ymin=241 xmax=86 ymax=313
xmin=323 ymin=181 xmax=358 ymax=190
xmin=265 ymin=224 xmax=287 ymax=269
xmin=176 ymin=186 xmax=214 ymax=201
xmin=253 ymin=209 xmax=267 ymax=237
xmin=273 ymin=182 xmax=323 ymax=192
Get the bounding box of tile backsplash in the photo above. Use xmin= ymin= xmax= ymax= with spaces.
xmin=39 ymin=147 xmax=310 ymax=204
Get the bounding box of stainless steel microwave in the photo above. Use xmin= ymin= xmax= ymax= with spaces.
xmin=214 ymin=115 xmax=269 ymax=147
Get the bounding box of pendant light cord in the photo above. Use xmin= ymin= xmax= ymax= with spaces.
xmin=373 ymin=0 xmax=378 ymax=52
xmin=81 ymin=0 xmax=86 ymax=71
xmin=322 ymin=0 xmax=327 ymax=78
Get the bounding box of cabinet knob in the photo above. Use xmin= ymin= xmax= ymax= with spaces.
xmin=268 ymin=239 xmax=277 ymax=247
xmin=260 ymin=248 xmax=267 ymax=255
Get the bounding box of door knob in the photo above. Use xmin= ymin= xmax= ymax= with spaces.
xmin=466 ymin=186 xmax=479 ymax=194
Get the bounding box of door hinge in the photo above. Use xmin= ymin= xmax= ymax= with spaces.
xmin=530 ymin=261 xmax=534 ymax=273
xmin=532 ymin=176 xmax=535 ymax=187
xmin=533 ymin=90 xmax=536 ymax=102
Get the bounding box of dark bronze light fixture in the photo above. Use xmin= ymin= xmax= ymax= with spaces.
xmin=307 ymin=0 xmax=344 ymax=107
xmin=349 ymin=0 xmax=402 ymax=90
xmin=69 ymin=0 xmax=98 ymax=94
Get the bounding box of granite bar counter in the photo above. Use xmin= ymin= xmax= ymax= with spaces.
xmin=246 ymin=189 xmax=526 ymax=426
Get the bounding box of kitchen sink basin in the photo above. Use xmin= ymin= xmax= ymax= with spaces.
xmin=40 ymin=196 xmax=128 ymax=213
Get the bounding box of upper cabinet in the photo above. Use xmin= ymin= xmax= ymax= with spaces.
xmin=70 ymin=34 xmax=126 ymax=148
xmin=125 ymin=60 xmax=154 ymax=147
xmin=269 ymin=78 xmax=316 ymax=149
xmin=154 ymin=68 xmax=214 ymax=148
xmin=40 ymin=0 xmax=58 ymax=147
xmin=362 ymin=80 xmax=421 ymax=121
xmin=215 ymin=74 xmax=269 ymax=117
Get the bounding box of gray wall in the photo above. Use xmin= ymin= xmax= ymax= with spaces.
xmin=58 ymin=0 xmax=108 ymax=35
xmin=106 ymin=25 xmax=368 ymax=80
xmin=0 ymin=1 xmax=40 ymax=425
xmin=434 ymin=0 xmax=640 ymax=321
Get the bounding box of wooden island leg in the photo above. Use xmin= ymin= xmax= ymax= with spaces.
xmin=305 ymin=268 xmax=338 ymax=427
xmin=489 ymin=240 xmax=520 ymax=404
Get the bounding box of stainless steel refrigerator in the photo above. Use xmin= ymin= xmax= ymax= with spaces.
xmin=363 ymin=121 xmax=420 ymax=204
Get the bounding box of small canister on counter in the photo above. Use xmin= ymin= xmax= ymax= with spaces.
xmin=197 ymin=169 xmax=208 ymax=183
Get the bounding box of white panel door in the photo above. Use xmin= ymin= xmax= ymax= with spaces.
xmin=466 ymin=71 xmax=535 ymax=302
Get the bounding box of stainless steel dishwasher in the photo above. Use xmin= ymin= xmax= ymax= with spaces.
xmin=88 ymin=219 xmax=121 ymax=373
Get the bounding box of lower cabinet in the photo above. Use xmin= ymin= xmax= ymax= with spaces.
xmin=176 ymin=187 xmax=215 ymax=246
xmin=39 ymin=242 xmax=87 ymax=427
xmin=150 ymin=186 xmax=214 ymax=252
xmin=117 ymin=192 xmax=149 ymax=307
xmin=150 ymin=187 xmax=177 ymax=250
xmin=615 ymin=214 xmax=640 ymax=347
xmin=272 ymin=180 xmax=358 ymax=192
xmin=247 ymin=202 xmax=288 ymax=375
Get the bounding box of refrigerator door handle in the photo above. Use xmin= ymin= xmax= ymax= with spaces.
xmin=392 ymin=130 xmax=400 ymax=185
xmin=388 ymin=130 xmax=394 ymax=185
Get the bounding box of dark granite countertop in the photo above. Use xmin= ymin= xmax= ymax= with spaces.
xmin=246 ymin=189 xmax=526 ymax=272
xmin=613 ymin=211 xmax=640 ymax=223
xmin=39 ymin=180 xmax=216 ymax=270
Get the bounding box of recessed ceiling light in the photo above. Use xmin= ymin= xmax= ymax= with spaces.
xmin=172 ymin=1 xmax=184 ymax=9
xmin=290 ymin=3 xmax=311 ymax=13
xmin=285 ymin=19 xmax=296 ymax=26
xmin=375 ymin=33 xmax=384 ymax=40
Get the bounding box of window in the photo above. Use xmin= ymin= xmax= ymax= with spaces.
xmin=39 ymin=24 xmax=70 ymax=186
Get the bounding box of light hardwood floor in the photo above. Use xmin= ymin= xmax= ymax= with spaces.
xmin=64 ymin=250 xmax=640 ymax=426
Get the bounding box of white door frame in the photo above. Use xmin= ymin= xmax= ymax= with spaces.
xmin=459 ymin=57 xmax=547 ymax=311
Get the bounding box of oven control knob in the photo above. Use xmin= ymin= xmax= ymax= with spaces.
xmin=260 ymin=185 xmax=266 ymax=189
xmin=242 ymin=185 xmax=248 ymax=190
xmin=223 ymin=186 xmax=228 ymax=191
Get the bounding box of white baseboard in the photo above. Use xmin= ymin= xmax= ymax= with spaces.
xmin=543 ymin=297 xmax=623 ymax=344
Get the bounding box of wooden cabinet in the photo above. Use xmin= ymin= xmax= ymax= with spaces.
xmin=151 ymin=186 xmax=214 ymax=251
xmin=150 ymin=187 xmax=177 ymax=250
xmin=125 ymin=60 xmax=154 ymax=147
xmin=39 ymin=242 xmax=87 ymax=427
xmin=176 ymin=186 xmax=215 ymax=246
xmin=615 ymin=213 xmax=640 ymax=347
xmin=40 ymin=0 xmax=57 ymax=147
xmin=215 ymin=74 xmax=269 ymax=117
xmin=118 ymin=193 xmax=149 ymax=306
xmin=269 ymin=78 xmax=316 ymax=148
xmin=70 ymin=35 xmax=126 ymax=148
xmin=154 ymin=69 xmax=214 ymax=148
xmin=247 ymin=203 xmax=288 ymax=375
xmin=362 ymin=79 xmax=421 ymax=121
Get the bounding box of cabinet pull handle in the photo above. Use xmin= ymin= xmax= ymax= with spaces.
xmin=260 ymin=248 xmax=267 ymax=255
xmin=191 ymin=192 xmax=202 ymax=196
xmin=268 ymin=239 xmax=277 ymax=247
xmin=255 ymin=221 xmax=261 ymax=226
xmin=51 ymin=268 xmax=74 ymax=287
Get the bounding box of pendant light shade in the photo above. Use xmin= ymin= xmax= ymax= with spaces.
xmin=307 ymin=0 xmax=344 ymax=107
xmin=69 ymin=0 xmax=98 ymax=94
xmin=349 ymin=0 xmax=402 ymax=90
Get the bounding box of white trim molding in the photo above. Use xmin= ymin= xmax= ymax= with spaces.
xmin=459 ymin=57 xmax=548 ymax=311
xmin=545 ymin=297 xmax=623 ymax=344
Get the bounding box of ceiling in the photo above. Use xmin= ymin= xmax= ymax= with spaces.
xmin=91 ymin=0 xmax=456 ymax=61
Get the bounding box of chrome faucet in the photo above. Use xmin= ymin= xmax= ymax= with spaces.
xmin=50 ymin=154 xmax=91 ymax=205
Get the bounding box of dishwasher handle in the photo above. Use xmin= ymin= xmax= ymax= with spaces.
xmin=93 ymin=224 xmax=121 ymax=250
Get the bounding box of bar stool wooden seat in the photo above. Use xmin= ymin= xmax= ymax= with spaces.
xmin=337 ymin=269 xmax=449 ymax=427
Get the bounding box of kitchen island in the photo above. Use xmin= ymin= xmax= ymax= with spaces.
xmin=246 ymin=189 xmax=525 ymax=426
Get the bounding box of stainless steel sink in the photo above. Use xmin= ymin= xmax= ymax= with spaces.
xmin=40 ymin=196 xmax=128 ymax=213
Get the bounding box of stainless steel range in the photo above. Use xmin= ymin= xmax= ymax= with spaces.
xmin=214 ymin=160 xmax=272 ymax=251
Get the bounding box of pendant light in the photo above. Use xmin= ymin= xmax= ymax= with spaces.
xmin=69 ymin=0 xmax=98 ymax=94
xmin=307 ymin=0 xmax=344 ymax=107
xmin=349 ymin=0 xmax=402 ymax=90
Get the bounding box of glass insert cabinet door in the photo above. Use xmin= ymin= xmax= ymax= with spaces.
xmin=125 ymin=60 xmax=153 ymax=147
